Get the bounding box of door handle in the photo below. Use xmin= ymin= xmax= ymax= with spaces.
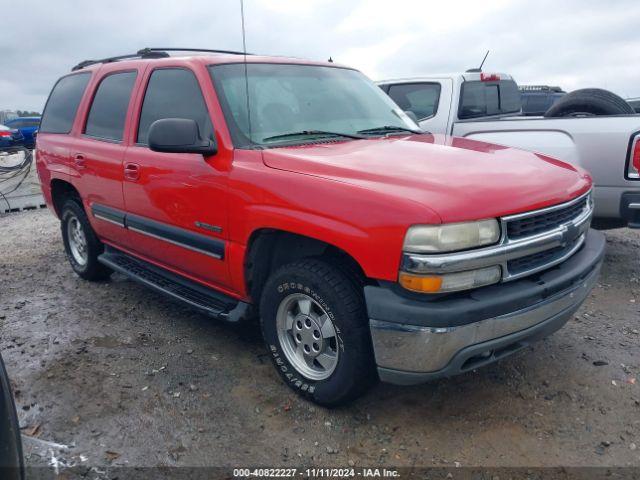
xmin=124 ymin=163 xmax=140 ymax=181
xmin=74 ymin=153 xmax=86 ymax=169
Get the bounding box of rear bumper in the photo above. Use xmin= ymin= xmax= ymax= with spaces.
xmin=592 ymin=185 xmax=640 ymax=228
xmin=620 ymin=191 xmax=640 ymax=228
xmin=366 ymin=230 xmax=605 ymax=385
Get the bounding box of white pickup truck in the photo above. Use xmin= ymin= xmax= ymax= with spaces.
xmin=378 ymin=73 xmax=640 ymax=228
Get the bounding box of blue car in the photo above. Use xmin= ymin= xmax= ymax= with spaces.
xmin=4 ymin=116 xmax=40 ymax=149
xmin=0 ymin=124 xmax=25 ymax=151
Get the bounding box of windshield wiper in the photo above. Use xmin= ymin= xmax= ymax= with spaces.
xmin=357 ymin=125 xmax=422 ymax=135
xmin=262 ymin=130 xmax=366 ymax=142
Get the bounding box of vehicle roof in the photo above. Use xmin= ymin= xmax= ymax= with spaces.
xmin=73 ymin=53 xmax=349 ymax=74
xmin=377 ymin=72 xmax=514 ymax=84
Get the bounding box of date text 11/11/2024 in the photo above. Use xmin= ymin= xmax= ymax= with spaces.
xmin=233 ymin=467 xmax=400 ymax=478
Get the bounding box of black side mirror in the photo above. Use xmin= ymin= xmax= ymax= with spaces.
xmin=148 ymin=118 xmax=217 ymax=156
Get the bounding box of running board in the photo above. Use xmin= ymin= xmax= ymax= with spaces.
xmin=99 ymin=246 xmax=248 ymax=321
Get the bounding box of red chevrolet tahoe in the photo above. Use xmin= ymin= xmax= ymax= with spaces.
xmin=36 ymin=48 xmax=605 ymax=406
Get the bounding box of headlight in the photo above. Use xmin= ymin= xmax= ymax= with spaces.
xmin=403 ymin=219 xmax=500 ymax=253
xmin=399 ymin=266 xmax=502 ymax=293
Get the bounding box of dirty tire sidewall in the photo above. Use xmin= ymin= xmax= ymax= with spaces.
xmin=60 ymin=198 xmax=111 ymax=281
xmin=260 ymin=260 xmax=376 ymax=407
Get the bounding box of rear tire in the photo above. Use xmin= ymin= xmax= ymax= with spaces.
xmin=60 ymin=198 xmax=112 ymax=281
xmin=544 ymin=88 xmax=635 ymax=117
xmin=260 ymin=259 xmax=377 ymax=407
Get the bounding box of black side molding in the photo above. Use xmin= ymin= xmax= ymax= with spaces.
xmin=91 ymin=203 xmax=125 ymax=226
xmin=126 ymin=214 xmax=225 ymax=259
xmin=90 ymin=203 xmax=225 ymax=260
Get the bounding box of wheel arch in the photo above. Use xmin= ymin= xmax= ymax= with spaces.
xmin=243 ymin=228 xmax=369 ymax=304
xmin=50 ymin=179 xmax=81 ymax=218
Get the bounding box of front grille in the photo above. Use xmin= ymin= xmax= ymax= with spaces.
xmin=507 ymin=196 xmax=588 ymax=240
xmin=507 ymin=235 xmax=582 ymax=275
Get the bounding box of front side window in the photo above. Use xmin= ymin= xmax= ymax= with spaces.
xmin=137 ymin=68 xmax=212 ymax=145
xmin=209 ymin=63 xmax=420 ymax=148
xmin=40 ymin=73 xmax=91 ymax=134
xmin=85 ymin=71 xmax=137 ymax=141
xmin=387 ymin=83 xmax=441 ymax=120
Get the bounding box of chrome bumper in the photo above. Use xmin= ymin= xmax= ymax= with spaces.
xmin=369 ymin=230 xmax=605 ymax=385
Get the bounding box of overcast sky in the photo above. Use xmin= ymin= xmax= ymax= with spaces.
xmin=2 ymin=0 xmax=639 ymax=112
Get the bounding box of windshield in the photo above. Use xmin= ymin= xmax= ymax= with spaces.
xmin=209 ymin=63 xmax=420 ymax=147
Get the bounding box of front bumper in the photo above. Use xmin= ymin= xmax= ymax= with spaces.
xmin=367 ymin=229 xmax=606 ymax=385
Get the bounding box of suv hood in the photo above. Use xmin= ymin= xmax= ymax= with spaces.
xmin=262 ymin=134 xmax=591 ymax=223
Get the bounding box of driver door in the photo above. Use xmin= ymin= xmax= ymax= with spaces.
xmin=122 ymin=66 xmax=230 ymax=290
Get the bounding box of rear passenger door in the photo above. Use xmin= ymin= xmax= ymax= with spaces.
xmin=122 ymin=66 xmax=230 ymax=291
xmin=72 ymin=67 xmax=140 ymax=248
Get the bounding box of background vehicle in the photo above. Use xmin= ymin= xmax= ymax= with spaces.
xmin=0 ymin=353 xmax=24 ymax=480
xmin=519 ymin=85 xmax=565 ymax=116
xmin=627 ymin=97 xmax=640 ymax=113
xmin=4 ymin=117 xmax=41 ymax=149
xmin=0 ymin=125 xmax=25 ymax=152
xmin=379 ymin=73 xmax=640 ymax=228
xmin=36 ymin=49 xmax=603 ymax=406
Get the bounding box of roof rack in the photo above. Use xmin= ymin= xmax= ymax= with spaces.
xmin=519 ymin=85 xmax=565 ymax=93
xmin=71 ymin=47 xmax=252 ymax=71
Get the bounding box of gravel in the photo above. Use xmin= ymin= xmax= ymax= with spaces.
xmin=0 ymin=209 xmax=639 ymax=470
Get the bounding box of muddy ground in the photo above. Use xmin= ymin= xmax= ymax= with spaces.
xmin=0 ymin=209 xmax=639 ymax=475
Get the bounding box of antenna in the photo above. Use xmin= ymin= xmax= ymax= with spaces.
xmin=465 ymin=50 xmax=490 ymax=73
xmin=478 ymin=50 xmax=490 ymax=71
xmin=240 ymin=0 xmax=253 ymax=144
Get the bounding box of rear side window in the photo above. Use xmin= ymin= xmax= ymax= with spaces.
xmin=459 ymin=80 xmax=521 ymax=119
xmin=387 ymin=83 xmax=441 ymax=119
xmin=85 ymin=71 xmax=137 ymax=141
xmin=40 ymin=73 xmax=91 ymax=134
xmin=137 ymin=68 xmax=212 ymax=145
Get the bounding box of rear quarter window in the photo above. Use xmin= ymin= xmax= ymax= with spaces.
xmin=40 ymin=73 xmax=91 ymax=134
xmin=459 ymin=80 xmax=521 ymax=119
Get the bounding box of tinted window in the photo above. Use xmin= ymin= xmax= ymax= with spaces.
xmin=137 ymin=68 xmax=212 ymax=145
xmin=387 ymin=83 xmax=441 ymax=119
xmin=459 ymin=80 xmax=521 ymax=119
xmin=40 ymin=73 xmax=91 ymax=134
xmin=85 ymin=71 xmax=136 ymax=141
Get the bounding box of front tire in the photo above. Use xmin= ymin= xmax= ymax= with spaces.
xmin=60 ymin=198 xmax=112 ymax=281
xmin=260 ymin=259 xmax=377 ymax=407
